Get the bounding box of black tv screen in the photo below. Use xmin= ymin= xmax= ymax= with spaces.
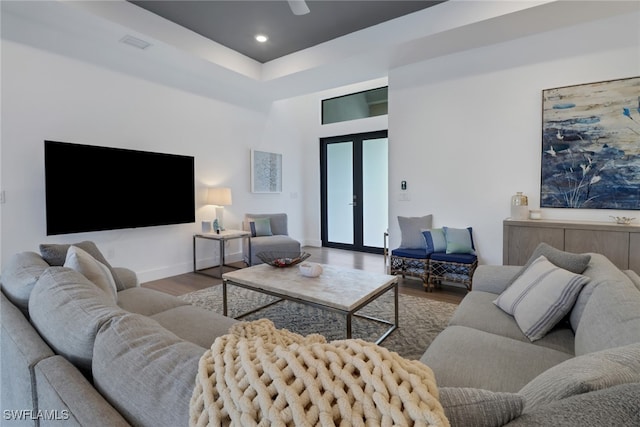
xmin=45 ymin=140 xmax=195 ymax=235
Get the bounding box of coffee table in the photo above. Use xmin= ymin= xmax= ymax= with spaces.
xmin=221 ymin=264 xmax=398 ymax=344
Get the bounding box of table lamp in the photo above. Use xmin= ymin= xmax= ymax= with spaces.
xmin=207 ymin=187 xmax=232 ymax=231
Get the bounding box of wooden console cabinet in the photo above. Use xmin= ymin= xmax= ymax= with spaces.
xmin=503 ymin=219 xmax=640 ymax=273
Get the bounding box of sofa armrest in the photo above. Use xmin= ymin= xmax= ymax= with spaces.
xmin=472 ymin=265 xmax=522 ymax=294
xmin=112 ymin=267 xmax=138 ymax=290
xmin=34 ymin=355 xmax=131 ymax=426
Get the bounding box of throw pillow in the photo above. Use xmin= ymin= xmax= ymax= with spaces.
xmin=64 ymin=246 xmax=118 ymax=302
xmin=252 ymin=217 xmax=273 ymax=236
xmin=439 ymin=387 xmax=525 ymax=427
xmin=422 ymin=228 xmax=447 ymax=254
xmin=39 ymin=241 xmax=126 ymax=291
xmin=398 ymin=215 xmax=433 ymax=249
xmin=508 ymin=242 xmax=591 ymax=286
xmin=519 ymin=343 xmax=640 ymax=411
xmin=443 ymin=227 xmax=475 ymax=255
xmin=494 ymin=255 xmax=590 ymax=341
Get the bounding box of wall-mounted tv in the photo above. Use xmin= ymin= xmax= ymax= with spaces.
xmin=45 ymin=140 xmax=195 ymax=235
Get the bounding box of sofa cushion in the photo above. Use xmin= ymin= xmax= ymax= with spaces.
xmin=494 ymin=255 xmax=589 ymax=341
xmin=450 ymin=291 xmax=574 ymax=354
xmin=0 ymin=251 xmax=50 ymax=313
xmin=28 ymin=267 xmax=125 ymax=373
xmin=443 ymin=226 xmax=475 ymax=255
xmin=439 ymin=387 xmax=525 ymax=427
xmin=469 ymin=265 xmax=521 ymax=295
xmin=116 ymin=287 xmax=189 ymax=316
xmin=519 ymin=343 xmax=640 ymax=411
xmin=508 ymin=243 xmax=591 ymax=287
xmin=506 ymin=382 xmax=640 ymax=427
xmin=64 ymin=246 xmax=117 ymax=302
xmin=391 ymin=247 xmax=429 ymax=259
xmin=398 ymin=215 xmax=433 ymax=249
xmin=39 ymin=241 xmax=126 ymax=291
xmin=420 ymin=325 xmax=572 ymax=393
xmin=570 ymin=253 xmax=633 ymax=332
xmin=247 ymin=235 xmax=301 ymax=265
xmin=422 ymin=228 xmax=446 ymax=253
xmin=574 ymin=274 xmax=640 ymax=355
xmin=150 ymin=305 xmax=238 ymax=348
xmin=93 ymin=313 xmax=206 ymax=427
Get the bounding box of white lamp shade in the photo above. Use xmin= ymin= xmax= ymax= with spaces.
xmin=207 ymin=187 xmax=232 ymax=206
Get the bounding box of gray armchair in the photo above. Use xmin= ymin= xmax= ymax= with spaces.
xmin=243 ymin=213 xmax=301 ymax=265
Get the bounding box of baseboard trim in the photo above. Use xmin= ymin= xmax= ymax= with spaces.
xmin=137 ymin=251 xmax=244 ymax=283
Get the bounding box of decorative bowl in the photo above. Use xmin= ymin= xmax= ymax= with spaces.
xmin=257 ymin=251 xmax=311 ymax=268
xmin=299 ymin=262 xmax=323 ymax=277
xmin=610 ymin=216 xmax=636 ymax=225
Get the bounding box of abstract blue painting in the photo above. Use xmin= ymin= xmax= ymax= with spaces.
xmin=541 ymin=76 xmax=640 ymax=209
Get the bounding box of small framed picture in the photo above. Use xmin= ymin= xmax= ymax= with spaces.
xmin=251 ymin=149 xmax=282 ymax=193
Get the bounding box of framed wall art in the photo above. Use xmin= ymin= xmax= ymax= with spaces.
xmin=251 ymin=149 xmax=282 ymax=193
xmin=540 ymin=76 xmax=640 ymax=210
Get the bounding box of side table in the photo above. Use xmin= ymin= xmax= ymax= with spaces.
xmin=193 ymin=230 xmax=251 ymax=279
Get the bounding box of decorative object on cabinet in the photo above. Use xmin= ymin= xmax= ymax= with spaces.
xmin=510 ymin=192 xmax=529 ymax=220
xmin=541 ymin=76 xmax=640 ymax=210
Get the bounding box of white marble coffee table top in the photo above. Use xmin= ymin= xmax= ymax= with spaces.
xmin=222 ymin=263 xmax=397 ymax=312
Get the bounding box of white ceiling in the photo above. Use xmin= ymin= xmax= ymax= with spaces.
xmin=2 ymin=1 xmax=638 ymax=111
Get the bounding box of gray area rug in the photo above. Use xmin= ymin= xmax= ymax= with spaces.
xmin=178 ymin=285 xmax=457 ymax=360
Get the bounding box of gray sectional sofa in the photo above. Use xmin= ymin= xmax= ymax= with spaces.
xmin=2 ymin=241 xmax=639 ymax=426
xmin=1 ymin=243 xmax=237 ymax=426
xmin=422 ymin=246 xmax=640 ymax=425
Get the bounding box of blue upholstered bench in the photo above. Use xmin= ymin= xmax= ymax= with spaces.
xmin=429 ymin=252 xmax=478 ymax=292
xmin=389 ymin=248 xmax=430 ymax=286
xmin=387 ymin=225 xmax=478 ymax=292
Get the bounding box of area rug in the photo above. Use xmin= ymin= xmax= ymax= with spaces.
xmin=178 ymin=285 xmax=457 ymax=360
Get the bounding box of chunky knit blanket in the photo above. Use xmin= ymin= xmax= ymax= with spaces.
xmin=190 ymin=319 xmax=449 ymax=427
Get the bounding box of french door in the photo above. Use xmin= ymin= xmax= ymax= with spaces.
xmin=320 ymin=130 xmax=388 ymax=253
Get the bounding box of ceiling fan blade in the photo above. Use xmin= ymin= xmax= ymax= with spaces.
xmin=287 ymin=0 xmax=310 ymax=15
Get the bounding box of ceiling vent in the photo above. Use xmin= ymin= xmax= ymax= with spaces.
xmin=119 ymin=35 xmax=151 ymax=50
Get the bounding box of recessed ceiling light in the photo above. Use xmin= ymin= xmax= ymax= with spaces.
xmin=255 ymin=34 xmax=268 ymax=43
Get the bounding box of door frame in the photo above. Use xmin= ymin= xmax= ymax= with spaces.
xmin=320 ymin=130 xmax=388 ymax=254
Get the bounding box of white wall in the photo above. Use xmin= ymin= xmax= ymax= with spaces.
xmin=3 ymin=10 xmax=638 ymax=279
xmin=388 ymin=11 xmax=640 ymax=265
xmin=262 ymin=79 xmax=389 ymax=248
xmin=0 ymin=40 xmax=305 ymax=281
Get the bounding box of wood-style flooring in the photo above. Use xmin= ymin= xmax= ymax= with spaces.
xmin=142 ymin=246 xmax=466 ymax=305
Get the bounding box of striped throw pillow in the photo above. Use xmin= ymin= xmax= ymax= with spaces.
xmin=494 ymin=255 xmax=590 ymax=341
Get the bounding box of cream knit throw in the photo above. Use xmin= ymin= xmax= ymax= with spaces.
xmin=190 ymin=319 xmax=449 ymax=427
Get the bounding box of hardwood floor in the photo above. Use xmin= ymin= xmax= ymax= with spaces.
xmin=142 ymin=246 xmax=466 ymax=305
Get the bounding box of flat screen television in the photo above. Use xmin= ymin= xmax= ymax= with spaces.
xmin=45 ymin=140 xmax=195 ymax=235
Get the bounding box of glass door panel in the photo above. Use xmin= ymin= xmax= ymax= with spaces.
xmin=362 ymin=138 xmax=388 ymax=248
xmin=327 ymin=141 xmax=354 ymax=244
xmin=321 ymin=130 xmax=388 ymax=253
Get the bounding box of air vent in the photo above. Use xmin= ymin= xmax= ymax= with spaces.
xmin=119 ymin=35 xmax=151 ymax=50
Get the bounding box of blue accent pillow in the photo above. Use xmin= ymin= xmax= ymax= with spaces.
xmin=249 ymin=222 xmax=257 ymax=237
xmin=443 ymin=227 xmax=476 ymax=255
xmin=422 ymin=228 xmax=447 ymax=254
xmin=253 ymin=217 xmax=273 ymax=237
